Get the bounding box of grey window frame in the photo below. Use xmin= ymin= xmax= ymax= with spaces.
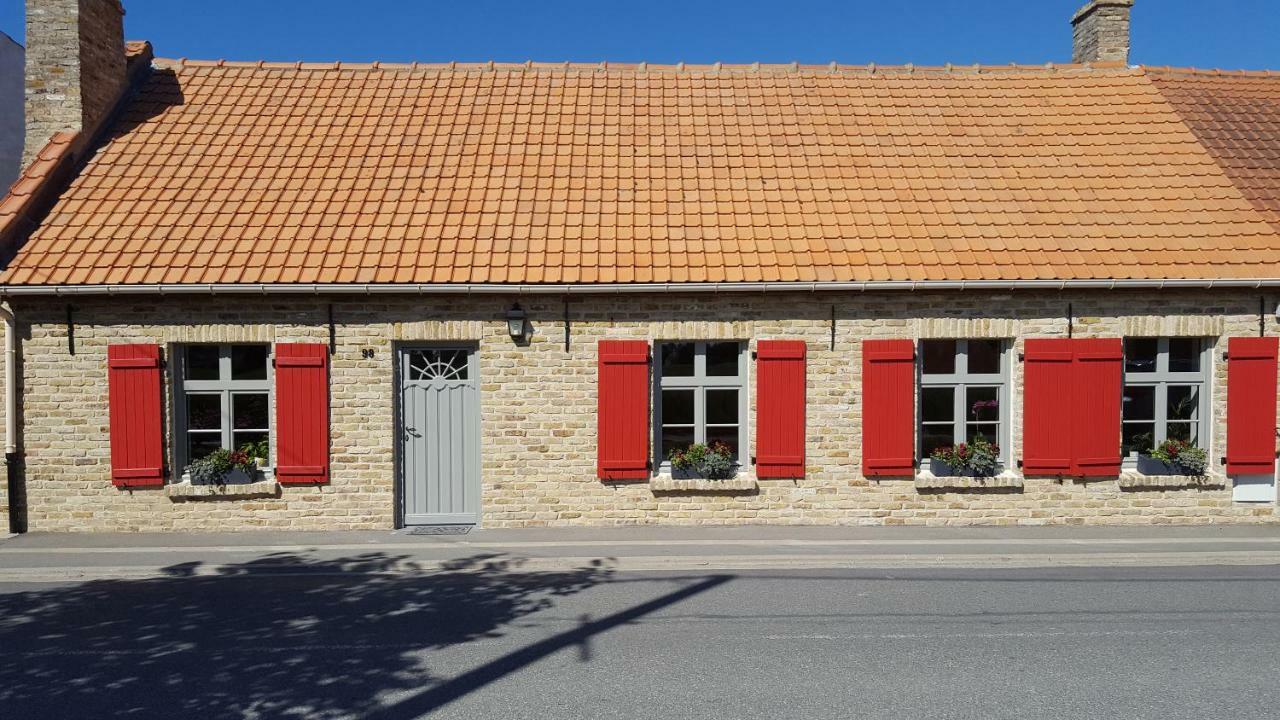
xmin=1121 ymin=337 xmax=1212 ymax=469
xmin=653 ymin=341 xmax=749 ymax=474
xmin=918 ymin=339 xmax=1011 ymax=472
xmin=172 ymin=344 xmax=273 ymax=473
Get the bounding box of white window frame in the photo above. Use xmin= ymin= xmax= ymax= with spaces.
xmin=1121 ymin=337 xmax=1212 ymax=469
xmin=172 ymin=344 xmax=273 ymax=473
xmin=653 ymin=341 xmax=749 ymax=474
xmin=918 ymin=339 xmax=1011 ymax=473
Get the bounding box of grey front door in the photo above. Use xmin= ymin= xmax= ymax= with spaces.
xmin=399 ymin=346 xmax=481 ymax=525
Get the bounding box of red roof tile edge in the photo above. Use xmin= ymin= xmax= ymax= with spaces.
xmin=153 ymin=57 xmax=1142 ymax=74
xmin=0 ymin=132 xmax=81 ymax=253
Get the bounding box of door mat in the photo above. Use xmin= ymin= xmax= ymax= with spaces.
xmin=406 ymin=526 xmax=472 ymax=536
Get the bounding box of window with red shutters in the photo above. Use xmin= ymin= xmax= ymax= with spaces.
xmin=597 ymin=340 xmax=650 ymax=480
xmin=756 ymin=340 xmax=806 ymax=479
xmin=107 ymin=344 xmax=165 ymax=487
xmin=862 ymin=339 xmax=915 ymax=477
xmin=1226 ymin=336 xmax=1279 ymax=475
xmin=274 ymin=343 xmax=330 ymax=485
xmin=1022 ymin=338 xmax=1122 ymax=476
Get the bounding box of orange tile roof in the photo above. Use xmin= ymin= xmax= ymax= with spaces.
xmin=3 ymin=60 xmax=1280 ymax=287
xmin=1148 ymin=68 xmax=1280 ymax=232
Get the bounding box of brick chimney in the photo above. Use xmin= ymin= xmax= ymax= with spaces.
xmin=1071 ymin=0 xmax=1133 ymax=65
xmin=23 ymin=0 xmax=127 ymax=165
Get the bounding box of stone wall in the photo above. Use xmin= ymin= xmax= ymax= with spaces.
xmin=23 ymin=0 xmax=125 ymax=164
xmin=6 ymin=289 xmax=1278 ymax=532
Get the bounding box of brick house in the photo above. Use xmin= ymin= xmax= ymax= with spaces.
xmin=1 ymin=0 xmax=1279 ymax=532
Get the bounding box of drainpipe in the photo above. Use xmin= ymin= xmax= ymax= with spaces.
xmin=0 ymin=302 xmax=14 ymax=455
xmin=0 ymin=301 xmax=18 ymax=533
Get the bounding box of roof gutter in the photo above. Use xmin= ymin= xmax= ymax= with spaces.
xmin=1 ymin=278 xmax=1280 ymax=297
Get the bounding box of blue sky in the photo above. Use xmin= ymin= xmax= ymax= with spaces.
xmin=1 ymin=0 xmax=1277 ymax=69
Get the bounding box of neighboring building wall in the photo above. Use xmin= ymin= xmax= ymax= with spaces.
xmin=0 ymin=32 xmax=22 ymax=191
xmin=8 ymin=290 xmax=1279 ymax=532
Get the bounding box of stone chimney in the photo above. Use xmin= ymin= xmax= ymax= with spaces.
xmin=23 ymin=0 xmax=127 ymax=165
xmin=1071 ymin=0 xmax=1133 ymax=65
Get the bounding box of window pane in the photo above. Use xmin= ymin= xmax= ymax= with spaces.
xmin=661 ymin=389 xmax=695 ymax=425
xmin=1124 ymin=338 xmax=1158 ymax=373
xmin=706 ymin=389 xmax=739 ymax=425
xmin=661 ymin=426 xmax=695 ymax=460
xmin=921 ymin=387 xmax=954 ymax=422
xmin=966 ymin=424 xmax=1000 ymax=445
xmin=706 ymin=342 xmax=740 ymax=377
xmin=1122 ymin=423 xmax=1155 ymax=456
xmin=660 ymin=342 xmax=695 ymax=377
xmin=233 ymin=393 xmax=269 ymax=430
xmin=231 ymin=345 xmax=268 ymax=380
xmin=921 ymin=340 xmax=956 ymax=375
xmin=1167 ymin=385 xmax=1199 ymax=421
xmin=186 ymin=394 xmax=222 ymax=430
xmin=967 ymin=340 xmax=1002 ymax=375
xmin=705 ymin=427 xmax=740 ymax=460
xmin=186 ymin=346 xmax=220 ymax=381
xmin=1166 ymin=422 xmax=1198 ymax=444
xmin=921 ymin=425 xmax=954 ymax=458
xmin=1122 ymin=385 xmax=1155 ymax=420
xmin=187 ymin=433 xmax=222 ymax=462
xmin=1168 ymin=339 xmax=1201 ymax=373
xmin=233 ymin=431 xmax=269 ymax=457
xmin=966 ymin=386 xmax=999 ymax=422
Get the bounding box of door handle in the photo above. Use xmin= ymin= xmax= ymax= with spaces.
xmin=405 ymin=427 xmax=421 ymax=438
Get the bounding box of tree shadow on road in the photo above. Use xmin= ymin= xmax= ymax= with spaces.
xmin=0 ymin=551 xmax=679 ymax=719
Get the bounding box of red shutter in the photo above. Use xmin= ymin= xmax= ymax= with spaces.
xmin=107 ymin=344 xmax=164 ymax=487
xmin=862 ymin=339 xmax=915 ymax=476
xmin=597 ymin=340 xmax=650 ymax=480
xmin=274 ymin=343 xmax=330 ymax=485
xmin=1022 ymin=339 xmax=1075 ymax=475
xmin=1070 ymin=338 xmax=1123 ymax=476
xmin=756 ymin=340 xmax=806 ymax=478
xmin=1226 ymin=336 xmax=1279 ymax=475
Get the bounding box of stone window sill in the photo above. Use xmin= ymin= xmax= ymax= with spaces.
xmin=1117 ymin=472 xmax=1226 ymax=490
xmin=650 ymin=474 xmax=759 ymax=493
xmin=915 ymin=470 xmax=1024 ymax=490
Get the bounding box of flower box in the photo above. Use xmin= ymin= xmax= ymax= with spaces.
xmin=669 ymin=466 xmax=740 ymax=481
xmin=185 ymin=463 xmax=271 ymax=486
xmin=927 ymin=459 xmax=981 ymax=478
xmin=1135 ymin=455 xmax=1184 ymax=476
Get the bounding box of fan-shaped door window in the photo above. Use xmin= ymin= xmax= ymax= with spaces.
xmin=407 ymin=349 xmax=470 ymax=381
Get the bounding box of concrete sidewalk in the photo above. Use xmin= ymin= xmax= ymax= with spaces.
xmin=1 ymin=524 xmax=1278 ymax=580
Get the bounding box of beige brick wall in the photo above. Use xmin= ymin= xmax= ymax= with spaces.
xmin=5 ymin=289 xmax=1278 ymax=532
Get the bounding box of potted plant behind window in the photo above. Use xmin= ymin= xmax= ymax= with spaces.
xmin=669 ymin=441 xmax=736 ymax=480
xmin=929 ymin=437 xmax=1001 ymax=478
xmin=1137 ymin=439 xmax=1207 ymax=476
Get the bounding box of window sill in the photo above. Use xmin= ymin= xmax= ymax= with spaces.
xmin=1117 ymin=472 xmax=1226 ymax=490
xmin=915 ymin=470 xmax=1024 ymax=490
xmin=650 ymin=474 xmax=758 ymax=493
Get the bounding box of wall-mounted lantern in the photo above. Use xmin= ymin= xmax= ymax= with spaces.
xmin=505 ymin=302 xmax=529 ymax=342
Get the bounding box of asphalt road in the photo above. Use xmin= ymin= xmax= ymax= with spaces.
xmin=2 ymin=562 xmax=1278 ymax=719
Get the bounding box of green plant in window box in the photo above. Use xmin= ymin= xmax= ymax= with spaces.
xmin=186 ymin=448 xmax=261 ymax=486
xmin=930 ymin=437 xmax=1001 ymax=477
xmin=1140 ymin=439 xmax=1207 ymax=476
xmin=239 ymin=439 xmax=270 ymax=467
xmin=669 ymin=441 xmax=736 ymax=480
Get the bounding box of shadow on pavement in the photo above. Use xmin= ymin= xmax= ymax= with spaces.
xmin=0 ymin=551 xmax=727 ymax=719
